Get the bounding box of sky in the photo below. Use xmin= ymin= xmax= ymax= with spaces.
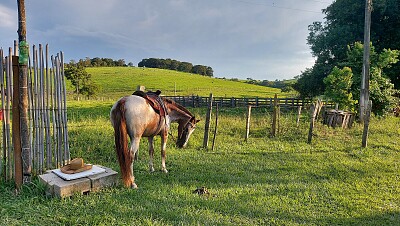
xmin=0 ymin=0 xmax=333 ymax=81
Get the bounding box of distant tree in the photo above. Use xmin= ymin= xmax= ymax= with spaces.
xmin=65 ymin=65 xmax=99 ymax=98
xmin=192 ymin=65 xmax=207 ymax=75
xmin=206 ymin=66 xmax=214 ymax=77
xmin=177 ymin=62 xmax=193 ymax=73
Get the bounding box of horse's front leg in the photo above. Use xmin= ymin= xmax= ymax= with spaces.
xmin=148 ymin=136 xmax=155 ymax=172
xmin=160 ymin=130 xmax=168 ymax=173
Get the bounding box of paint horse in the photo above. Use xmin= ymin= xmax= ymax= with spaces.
xmin=110 ymin=91 xmax=199 ymax=188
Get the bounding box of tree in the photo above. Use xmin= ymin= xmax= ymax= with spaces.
xmin=64 ymin=65 xmax=99 ymax=97
xmin=323 ymin=66 xmax=356 ymax=111
xmin=343 ymin=42 xmax=399 ymax=114
xmin=295 ymin=0 xmax=400 ymax=98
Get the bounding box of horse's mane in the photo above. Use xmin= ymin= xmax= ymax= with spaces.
xmin=162 ymin=97 xmax=194 ymax=118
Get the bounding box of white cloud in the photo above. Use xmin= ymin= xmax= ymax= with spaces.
xmin=0 ymin=4 xmax=16 ymax=28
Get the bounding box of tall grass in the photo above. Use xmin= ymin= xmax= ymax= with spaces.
xmin=1 ymin=100 xmax=399 ymax=225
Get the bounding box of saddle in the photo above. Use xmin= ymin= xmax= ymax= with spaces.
xmin=132 ymin=90 xmax=168 ymax=135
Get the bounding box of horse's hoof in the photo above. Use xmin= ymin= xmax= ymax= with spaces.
xmin=161 ymin=168 xmax=168 ymax=173
xmin=131 ymin=183 xmax=138 ymax=189
xmin=149 ymin=167 xmax=155 ymax=173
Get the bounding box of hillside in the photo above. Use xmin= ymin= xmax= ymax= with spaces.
xmin=85 ymin=67 xmax=286 ymax=99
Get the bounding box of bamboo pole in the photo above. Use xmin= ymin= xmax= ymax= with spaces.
xmin=211 ymin=103 xmax=219 ymax=152
xmin=38 ymin=44 xmax=45 ymax=174
xmin=51 ymin=56 xmax=59 ymax=167
xmin=27 ymin=49 xmax=34 ymax=174
xmin=54 ymin=55 xmax=64 ymax=165
xmin=44 ymin=44 xmax=52 ymax=169
xmin=5 ymin=54 xmax=12 ymax=180
xmin=33 ymin=45 xmax=39 ymax=173
xmin=0 ymin=48 xmax=5 ymax=179
xmin=60 ymin=52 xmax=70 ymax=162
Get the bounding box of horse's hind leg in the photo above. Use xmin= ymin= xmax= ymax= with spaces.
xmin=148 ymin=137 xmax=155 ymax=172
xmin=129 ymin=137 xmax=141 ymax=188
xmin=160 ymin=131 xmax=168 ymax=173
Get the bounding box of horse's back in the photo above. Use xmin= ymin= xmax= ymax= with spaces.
xmin=111 ymin=95 xmax=159 ymax=137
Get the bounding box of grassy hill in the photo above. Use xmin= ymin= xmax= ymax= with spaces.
xmin=84 ymin=67 xmax=286 ymax=99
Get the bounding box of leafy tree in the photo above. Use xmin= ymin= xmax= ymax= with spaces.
xmin=295 ymin=0 xmax=400 ymax=98
xmin=192 ymin=65 xmax=207 ymax=76
xmin=64 ymin=65 xmax=100 ymax=98
xmin=343 ymin=42 xmax=398 ymax=114
xmin=323 ymin=66 xmax=356 ymax=111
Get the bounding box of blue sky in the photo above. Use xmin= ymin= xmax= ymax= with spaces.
xmin=0 ymin=0 xmax=333 ymax=80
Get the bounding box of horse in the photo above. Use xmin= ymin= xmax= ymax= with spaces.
xmin=110 ymin=93 xmax=200 ymax=188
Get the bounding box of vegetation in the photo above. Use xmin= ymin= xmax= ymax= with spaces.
xmin=81 ymin=67 xmax=285 ymax=99
xmin=64 ymin=65 xmax=100 ymax=98
xmin=0 ymin=101 xmax=399 ymax=225
xmin=323 ymin=66 xmax=356 ymax=111
xmin=138 ymin=58 xmax=214 ymax=77
xmin=69 ymin=57 xmax=130 ymax=67
xmin=295 ymin=0 xmax=400 ymax=97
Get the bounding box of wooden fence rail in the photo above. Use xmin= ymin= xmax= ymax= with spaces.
xmin=164 ymin=95 xmax=335 ymax=109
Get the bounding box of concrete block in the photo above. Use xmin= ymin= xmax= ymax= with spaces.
xmin=39 ymin=165 xmax=118 ymax=198
xmin=88 ymin=166 xmax=119 ymax=191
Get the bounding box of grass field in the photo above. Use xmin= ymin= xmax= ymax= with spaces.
xmin=1 ymin=98 xmax=399 ymax=225
xmin=84 ymin=67 xmax=286 ymax=99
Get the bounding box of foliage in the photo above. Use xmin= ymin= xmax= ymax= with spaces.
xmin=64 ymin=65 xmax=100 ymax=98
xmin=323 ymin=66 xmax=356 ymax=111
xmin=343 ymin=42 xmax=399 ymax=114
xmin=1 ymin=103 xmax=399 ymax=225
xmin=138 ymin=58 xmax=213 ymax=77
xmin=68 ymin=57 xmax=129 ymax=67
xmin=295 ymin=0 xmax=400 ymax=98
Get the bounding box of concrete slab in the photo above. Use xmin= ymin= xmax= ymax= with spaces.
xmin=88 ymin=166 xmax=119 ymax=192
xmin=39 ymin=165 xmax=118 ymax=198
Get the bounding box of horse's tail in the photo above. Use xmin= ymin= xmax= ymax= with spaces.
xmin=111 ymin=99 xmax=133 ymax=187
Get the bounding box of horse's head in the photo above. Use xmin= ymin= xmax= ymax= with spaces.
xmin=176 ymin=117 xmax=200 ymax=148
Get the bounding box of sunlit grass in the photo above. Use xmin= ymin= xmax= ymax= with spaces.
xmin=1 ymin=100 xmax=399 ymax=225
xmin=81 ymin=67 xmax=285 ymax=99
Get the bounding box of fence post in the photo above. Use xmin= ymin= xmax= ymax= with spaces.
xmin=271 ymin=94 xmax=279 ymax=137
xmin=12 ymin=56 xmax=23 ymax=188
xmin=362 ymin=100 xmax=372 ymax=148
xmin=308 ymin=100 xmax=321 ymax=144
xmin=296 ymin=106 xmax=302 ymax=126
xmin=203 ymin=93 xmax=213 ymax=149
xmin=245 ymin=105 xmax=251 ymax=141
xmin=211 ymin=103 xmax=219 ymax=151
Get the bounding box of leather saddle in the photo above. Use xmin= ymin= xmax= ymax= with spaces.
xmin=132 ymin=90 xmax=167 ymax=118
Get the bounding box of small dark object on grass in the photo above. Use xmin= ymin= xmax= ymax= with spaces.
xmin=193 ymin=187 xmax=210 ymax=195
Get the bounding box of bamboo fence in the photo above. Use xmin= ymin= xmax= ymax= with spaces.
xmin=0 ymin=43 xmax=69 ymax=181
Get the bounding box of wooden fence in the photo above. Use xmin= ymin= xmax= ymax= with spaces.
xmin=164 ymin=95 xmax=335 ymax=109
xmin=1 ymin=43 xmax=69 ymax=181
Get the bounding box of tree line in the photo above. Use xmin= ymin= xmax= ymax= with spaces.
xmin=68 ymin=57 xmax=133 ymax=68
xmin=138 ymin=58 xmax=214 ymax=77
xmin=294 ymin=0 xmax=400 ymax=115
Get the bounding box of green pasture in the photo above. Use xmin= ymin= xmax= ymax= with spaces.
xmin=84 ymin=67 xmax=285 ymax=99
xmin=1 ymin=99 xmax=399 ymax=225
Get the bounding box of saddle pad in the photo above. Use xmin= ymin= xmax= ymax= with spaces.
xmin=52 ymin=165 xmax=106 ymax=180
